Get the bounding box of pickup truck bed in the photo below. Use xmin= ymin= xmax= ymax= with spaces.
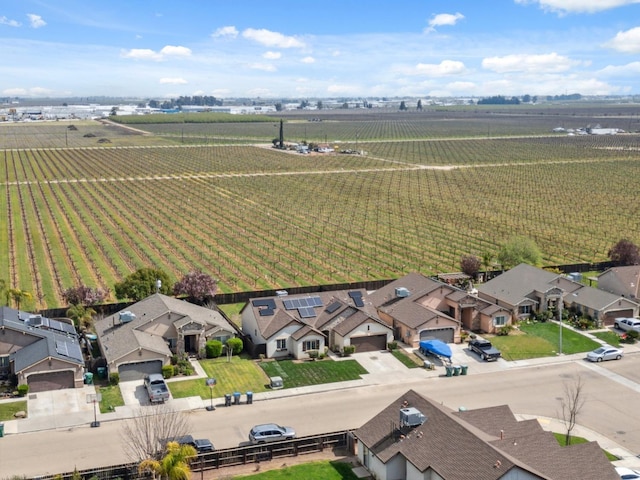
xmin=144 ymin=373 xmax=170 ymax=404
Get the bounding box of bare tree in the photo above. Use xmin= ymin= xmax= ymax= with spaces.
xmin=120 ymin=404 xmax=191 ymax=461
xmin=559 ymin=375 xmax=586 ymax=446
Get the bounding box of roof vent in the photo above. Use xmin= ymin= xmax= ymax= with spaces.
xmin=119 ymin=311 xmax=136 ymax=324
xmin=276 ymin=290 xmax=289 ymax=297
xmin=395 ymin=287 xmax=411 ymax=298
xmin=28 ymin=314 xmax=43 ymax=327
xmin=400 ymin=407 xmax=426 ymax=427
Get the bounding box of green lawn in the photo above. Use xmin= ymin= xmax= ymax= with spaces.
xmin=169 ymin=354 xmax=270 ymax=400
xmin=234 ymin=460 xmax=359 ymax=479
xmin=0 ymin=400 xmax=27 ymax=421
xmin=591 ymin=330 xmax=621 ymax=347
xmin=96 ymin=384 xmax=125 ymax=413
xmin=259 ymin=359 xmax=367 ymax=389
xmin=491 ymin=321 xmax=600 ymax=361
xmin=391 ymin=349 xmax=422 ymax=368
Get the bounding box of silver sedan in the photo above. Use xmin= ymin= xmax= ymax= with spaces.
xmin=586 ymin=346 xmax=624 ymax=362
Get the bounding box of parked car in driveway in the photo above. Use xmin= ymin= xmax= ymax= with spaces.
xmin=615 ymin=466 xmax=640 ymax=479
xmin=248 ymin=424 xmax=296 ymax=444
xmin=586 ymin=346 xmax=623 ymax=362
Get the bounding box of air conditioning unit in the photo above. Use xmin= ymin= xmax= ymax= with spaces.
xmin=119 ymin=311 xmax=136 ymax=324
xmin=395 ymin=287 xmax=411 ymax=298
xmin=400 ymin=407 xmax=426 ymax=427
xmin=28 ymin=315 xmax=43 ymax=327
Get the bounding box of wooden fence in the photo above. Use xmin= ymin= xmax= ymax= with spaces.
xmin=35 ymin=430 xmax=352 ymax=480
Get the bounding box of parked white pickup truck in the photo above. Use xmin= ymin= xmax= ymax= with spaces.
xmin=613 ymin=318 xmax=640 ymax=333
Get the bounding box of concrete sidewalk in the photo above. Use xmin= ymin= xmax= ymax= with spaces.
xmin=2 ymin=337 xmax=640 ymax=469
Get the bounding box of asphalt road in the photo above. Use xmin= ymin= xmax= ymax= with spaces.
xmin=2 ymin=355 xmax=640 ymax=477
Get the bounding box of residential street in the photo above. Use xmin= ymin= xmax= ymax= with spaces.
xmin=1 ymin=347 xmax=639 ymax=478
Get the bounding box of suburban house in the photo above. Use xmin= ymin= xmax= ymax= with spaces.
xmin=354 ymin=389 xmax=619 ymax=480
xmin=368 ymin=272 xmax=512 ymax=342
xmin=95 ymin=294 xmax=237 ymax=381
xmin=0 ymin=306 xmax=85 ymax=392
xmin=241 ymin=289 xmax=393 ymax=359
xmin=477 ymin=263 xmax=639 ymax=326
xmin=597 ymin=265 xmax=640 ymax=301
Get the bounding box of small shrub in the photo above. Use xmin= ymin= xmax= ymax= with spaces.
xmin=342 ymin=345 xmax=356 ymax=356
xmin=496 ymin=325 xmax=513 ymax=336
xmin=622 ymin=331 xmax=639 ymax=344
xmin=307 ymin=350 xmax=319 ymax=360
xmin=162 ymin=365 xmax=174 ymax=379
xmin=17 ymin=384 xmax=29 ymax=397
xmin=206 ymin=340 xmax=223 ymax=358
xmin=109 ymin=372 xmax=120 ymax=385
xmin=387 ymin=341 xmax=398 ymax=351
xmin=258 ymin=353 xmax=266 ymax=362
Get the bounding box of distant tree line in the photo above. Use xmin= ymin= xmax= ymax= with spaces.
xmin=546 ymin=93 xmax=582 ymax=101
xmin=477 ymin=95 xmax=521 ymax=105
xmin=148 ymin=96 xmax=223 ymax=110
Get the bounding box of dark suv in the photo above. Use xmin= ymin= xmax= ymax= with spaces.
xmin=174 ymin=435 xmax=215 ymax=453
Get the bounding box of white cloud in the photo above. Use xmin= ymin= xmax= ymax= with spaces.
xmin=425 ymin=12 xmax=464 ymax=32
xmin=247 ymin=62 xmax=277 ymax=72
xmin=121 ymin=45 xmax=191 ymax=61
xmin=482 ymin=52 xmax=581 ymax=73
xmin=515 ymin=0 xmax=640 ymax=14
xmin=0 ymin=16 xmax=21 ymax=27
xmin=159 ymin=45 xmax=192 ymax=57
xmin=598 ymin=61 xmax=640 ymax=76
xmin=301 ymin=56 xmax=315 ymax=64
xmin=410 ymin=60 xmax=467 ymax=76
xmin=604 ymin=27 xmax=640 ymax=53
xmin=27 ymin=14 xmax=46 ymax=28
xmin=327 ymin=84 xmax=362 ymax=95
xmin=263 ymin=51 xmax=281 ymax=59
xmin=2 ymin=86 xmax=53 ymax=96
xmin=212 ymin=26 xmax=238 ymax=38
xmin=159 ymin=77 xmax=188 ymax=84
xmin=242 ymin=28 xmax=305 ymax=48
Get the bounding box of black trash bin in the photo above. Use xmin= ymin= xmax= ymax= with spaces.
xmin=233 ymin=391 xmax=241 ymax=405
xmin=224 ymin=393 xmax=232 ymax=407
xmin=246 ymin=391 xmax=253 ymax=404
xmin=0 ymin=422 xmax=4 ymax=438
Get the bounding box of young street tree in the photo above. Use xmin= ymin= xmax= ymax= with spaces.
xmin=173 ymin=270 xmax=218 ymax=303
xmin=114 ymin=268 xmax=172 ymax=301
xmin=559 ymin=375 xmax=586 ymax=446
xmin=608 ymin=239 xmax=640 ymax=266
xmin=121 ymin=404 xmax=191 ymax=462
xmin=497 ymin=236 xmax=542 ymax=270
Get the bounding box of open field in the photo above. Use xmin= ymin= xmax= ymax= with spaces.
xmin=1 ymin=106 xmax=640 ymax=309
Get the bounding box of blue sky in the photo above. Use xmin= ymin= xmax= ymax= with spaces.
xmin=2 ymin=0 xmax=640 ymax=99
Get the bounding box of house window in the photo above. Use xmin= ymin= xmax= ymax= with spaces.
xmin=167 ymin=338 xmax=177 ymax=349
xmin=303 ymin=339 xmax=320 ymax=351
xmin=494 ymin=315 xmax=507 ymax=327
xmin=519 ymin=305 xmax=531 ymax=315
xmin=276 ymin=338 xmax=287 ymax=351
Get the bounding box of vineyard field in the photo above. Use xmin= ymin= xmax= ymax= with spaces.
xmin=1 ymin=108 xmax=640 ymax=309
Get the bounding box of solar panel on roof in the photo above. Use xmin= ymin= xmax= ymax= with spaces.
xmin=310 ymin=296 xmax=323 ymax=307
xmin=299 ymin=307 xmax=316 ymax=318
xmin=252 ymin=298 xmax=276 ymax=316
xmin=348 ymin=291 xmax=365 ymax=307
xmin=55 ymin=339 xmax=83 ymax=362
xmin=283 ymin=299 xmax=296 ymax=310
xmin=325 ymin=301 xmax=342 ymax=314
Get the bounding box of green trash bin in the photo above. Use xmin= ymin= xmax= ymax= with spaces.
xmin=84 ymin=372 xmax=94 ymax=385
xmin=461 ymin=365 xmax=468 ymax=375
xmin=445 ymin=365 xmax=453 ymax=377
xmin=97 ymin=367 xmax=107 ymax=379
xmin=453 ymin=365 xmax=461 ymax=376
xmin=0 ymin=422 xmax=4 ymax=438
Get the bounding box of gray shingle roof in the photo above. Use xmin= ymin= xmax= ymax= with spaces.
xmin=356 ymin=389 xmax=619 ymax=480
xmin=477 ymin=264 xmax=560 ymax=306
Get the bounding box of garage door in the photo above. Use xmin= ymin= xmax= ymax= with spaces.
xmin=118 ymin=360 xmax=163 ymax=382
xmin=350 ymin=334 xmax=387 ymax=353
xmin=420 ymin=327 xmax=454 ymax=343
xmin=603 ymin=310 xmax=634 ymax=326
xmin=27 ymin=371 xmax=75 ymax=393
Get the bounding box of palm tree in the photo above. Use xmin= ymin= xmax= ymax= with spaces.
xmin=66 ymin=304 xmax=96 ymax=330
xmin=9 ymin=288 xmax=32 ymax=310
xmin=138 ymin=441 xmax=196 ymax=480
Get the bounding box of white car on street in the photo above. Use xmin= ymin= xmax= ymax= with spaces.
xmin=586 ymin=346 xmax=623 ymax=362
